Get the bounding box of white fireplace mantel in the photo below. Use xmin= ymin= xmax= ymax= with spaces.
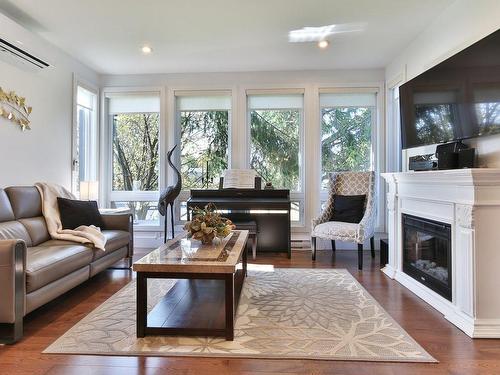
xmin=381 ymin=168 xmax=500 ymax=338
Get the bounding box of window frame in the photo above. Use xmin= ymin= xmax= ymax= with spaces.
xmin=101 ymin=86 xmax=165 ymax=230
xmin=246 ymin=90 xmax=305 ymax=227
xmin=173 ymin=90 xmax=233 ymax=224
xmin=72 ymin=76 xmax=99 ymax=196
xmin=318 ymin=87 xmax=379 ymax=205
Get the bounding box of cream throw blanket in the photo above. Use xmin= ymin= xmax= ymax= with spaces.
xmin=35 ymin=182 xmax=106 ymax=250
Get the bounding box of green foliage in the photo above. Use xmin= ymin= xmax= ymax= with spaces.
xmin=112 ymin=113 xmax=159 ymax=219
xmin=250 ymin=110 xmax=300 ymax=190
xmin=180 ymin=111 xmax=229 ymax=189
xmin=321 ymin=107 xmax=372 ymax=188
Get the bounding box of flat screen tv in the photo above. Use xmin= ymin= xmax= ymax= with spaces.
xmin=400 ymin=28 xmax=500 ymax=149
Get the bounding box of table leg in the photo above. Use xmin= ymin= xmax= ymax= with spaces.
xmin=243 ymin=240 xmax=248 ymax=277
xmin=136 ymin=272 xmax=147 ymax=338
xmin=287 ymin=209 xmax=291 ymax=259
xmin=225 ymin=273 xmax=235 ymax=340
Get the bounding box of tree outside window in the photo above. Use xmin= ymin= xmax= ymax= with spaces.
xmin=321 ymin=107 xmax=372 ymax=189
xmin=112 ymin=112 xmax=159 ymax=221
xmin=180 ymin=110 xmax=229 ymax=189
xmin=250 ymin=109 xmax=300 ymax=191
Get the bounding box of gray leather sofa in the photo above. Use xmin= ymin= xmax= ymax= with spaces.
xmin=0 ymin=186 xmax=133 ymax=344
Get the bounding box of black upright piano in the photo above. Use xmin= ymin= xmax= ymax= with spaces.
xmin=187 ymin=186 xmax=291 ymax=258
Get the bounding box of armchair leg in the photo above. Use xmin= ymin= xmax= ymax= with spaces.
xmin=312 ymin=237 xmax=317 ymax=261
xmin=331 ymin=240 xmax=336 ymax=252
xmin=358 ymin=243 xmax=363 ymax=270
xmin=370 ymin=236 xmax=375 ymax=258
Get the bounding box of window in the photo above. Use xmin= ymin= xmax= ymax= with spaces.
xmin=175 ymin=91 xmax=231 ymax=221
xmin=248 ymin=93 xmax=303 ymax=191
xmin=73 ymin=85 xmax=98 ymax=195
xmin=390 ymin=86 xmax=402 ymax=172
xmin=320 ymin=91 xmax=376 ymax=190
xmin=106 ymin=92 xmax=161 ymax=226
xmin=247 ymin=91 xmax=304 ymax=223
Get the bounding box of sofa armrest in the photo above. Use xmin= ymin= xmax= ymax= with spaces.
xmin=0 ymin=240 xmax=26 ymax=329
xmin=101 ymin=213 xmax=133 ymax=232
xmin=101 ymin=214 xmax=134 ymax=260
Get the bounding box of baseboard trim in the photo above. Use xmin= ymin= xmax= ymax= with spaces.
xmin=381 ymin=265 xmax=396 ymax=279
xmin=471 ymin=319 xmax=500 ymax=338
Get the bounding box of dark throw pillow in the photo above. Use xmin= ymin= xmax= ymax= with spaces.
xmin=330 ymin=194 xmax=366 ymax=223
xmin=57 ymin=197 xmax=104 ymax=230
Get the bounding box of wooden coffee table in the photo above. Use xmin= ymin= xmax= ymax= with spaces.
xmin=133 ymin=230 xmax=248 ymax=341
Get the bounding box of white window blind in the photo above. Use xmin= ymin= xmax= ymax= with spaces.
xmin=176 ymin=96 xmax=231 ymax=111
xmin=107 ymin=93 xmax=160 ymax=114
xmin=248 ymin=94 xmax=303 ymax=110
xmin=320 ymin=92 xmax=377 ymax=108
xmin=175 ymin=91 xmax=231 ymax=111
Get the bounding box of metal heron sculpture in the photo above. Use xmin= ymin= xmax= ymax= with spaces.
xmin=158 ymin=145 xmax=182 ymax=243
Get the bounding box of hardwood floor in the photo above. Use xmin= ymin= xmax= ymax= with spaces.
xmin=1 ymin=248 xmax=500 ymax=375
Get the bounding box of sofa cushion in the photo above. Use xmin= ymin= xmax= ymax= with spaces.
xmin=19 ymin=217 xmax=50 ymax=246
xmin=39 ymin=239 xmax=82 ymax=247
xmin=26 ymin=244 xmax=93 ymax=293
xmin=57 ymin=198 xmax=104 ymax=230
xmin=93 ymin=230 xmax=130 ymax=260
xmin=0 ymin=189 xmax=15 ymax=222
xmin=5 ymin=186 xmax=42 ymax=219
xmin=0 ymin=221 xmax=32 ymax=246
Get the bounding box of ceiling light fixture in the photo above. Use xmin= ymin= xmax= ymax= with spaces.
xmin=318 ymin=40 xmax=329 ymax=49
xmin=141 ymin=45 xmax=152 ymax=54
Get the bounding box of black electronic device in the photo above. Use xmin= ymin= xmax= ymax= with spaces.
xmin=458 ymin=148 xmax=476 ymax=169
xmin=435 ymin=140 xmax=468 ymax=170
xmin=400 ymin=29 xmax=500 ymax=149
xmin=408 ymin=153 xmax=438 ymax=171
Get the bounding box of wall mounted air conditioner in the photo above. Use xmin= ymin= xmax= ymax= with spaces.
xmin=0 ymin=37 xmax=49 ymax=71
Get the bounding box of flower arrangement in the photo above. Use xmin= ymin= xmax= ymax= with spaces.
xmin=184 ymin=203 xmax=235 ymax=245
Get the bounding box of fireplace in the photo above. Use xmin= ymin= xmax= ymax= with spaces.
xmin=402 ymin=214 xmax=452 ymax=301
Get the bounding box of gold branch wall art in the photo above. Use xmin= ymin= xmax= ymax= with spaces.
xmin=0 ymin=87 xmax=32 ymax=131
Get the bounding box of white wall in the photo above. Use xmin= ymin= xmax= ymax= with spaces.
xmin=385 ymin=0 xmax=500 ymax=169
xmin=0 ymin=13 xmax=99 ymax=187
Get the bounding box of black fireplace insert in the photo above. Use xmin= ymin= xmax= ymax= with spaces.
xmin=402 ymin=214 xmax=452 ymax=301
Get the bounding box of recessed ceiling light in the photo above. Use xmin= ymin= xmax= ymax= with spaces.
xmin=141 ymin=45 xmax=152 ymax=54
xmin=318 ymin=40 xmax=329 ymax=49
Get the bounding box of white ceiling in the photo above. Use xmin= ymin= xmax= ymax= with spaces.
xmin=0 ymin=0 xmax=454 ymax=75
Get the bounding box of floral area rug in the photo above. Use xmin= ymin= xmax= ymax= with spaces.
xmin=44 ymin=268 xmax=436 ymax=362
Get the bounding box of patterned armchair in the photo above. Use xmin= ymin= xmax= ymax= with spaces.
xmin=311 ymin=171 xmax=376 ymax=270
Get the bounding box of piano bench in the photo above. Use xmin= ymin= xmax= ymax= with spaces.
xmin=234 ymin=220 xmax=258 ymax=260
